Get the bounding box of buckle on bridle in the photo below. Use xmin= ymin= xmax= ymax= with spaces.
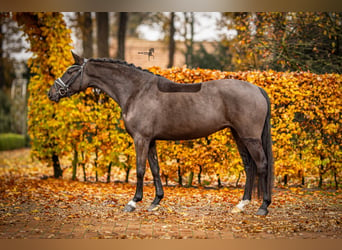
xmin=58 ymin=87 xmax=68 ymax=96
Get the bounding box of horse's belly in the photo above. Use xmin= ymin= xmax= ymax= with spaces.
xmin=155 ymin=116 xmax=228 ymax=140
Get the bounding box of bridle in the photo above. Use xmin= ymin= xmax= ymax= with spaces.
xmin=54 ymin=59 xmax=88 ymax=97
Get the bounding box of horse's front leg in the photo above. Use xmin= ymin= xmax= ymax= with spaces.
xmin=147 ymin=140 xmax=164 ymax=211
xmin=231 ymin=130 xmax=254 ymax=214
xmin=123 ymin=136 xmax=149 ymax=212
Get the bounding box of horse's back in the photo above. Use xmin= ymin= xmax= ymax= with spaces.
xmin=204 ymin=79 xmax=268 ymax=138
xmin=202 ymin=78 xmax=260 ymax=92
xmin=157 ymin=78 xmax=202 ymax=93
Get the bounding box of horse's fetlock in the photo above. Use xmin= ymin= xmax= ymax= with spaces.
xmin=133 ymin=196 xmax=142 ymax=202
xmin=157 ymin=193 xmax=164 ymax=200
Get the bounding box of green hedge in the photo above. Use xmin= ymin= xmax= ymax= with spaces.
xmin=0 ymin=133 xmax=26 ymax=151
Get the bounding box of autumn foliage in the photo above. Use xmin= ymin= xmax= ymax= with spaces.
xmin=13 ymin=12 xmax=74 ymax=166
xmin=149 ymin=67 xmax=341 ymax=187
xmin=15 ymin=13 xmax=341 ymax=188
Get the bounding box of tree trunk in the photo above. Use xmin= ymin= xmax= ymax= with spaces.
xmin=82 ymin=164 xmax=86 ymax=181
xmin=81 ymin=151 xmax=87 ymax=182
xmin=78 ymin=12 xmax=93 ymax=58
xmin=184 ymin=12 xmax=194 ymax=67
xmin=334 ymin=168 xmax=338 ymax=190
xmin=178 ymin=166 xmax=183 ymax=186
xmin=117 ymin=12 xmax=128 ymax=60
xmin=284 ymin=174 xmax=288 ymax=186
xmin=319 ymin=170 xmax=323 ymax=188
xmin=96 ymin=12 xmax=109 ymax=58
xmin=197 ymin=165 xmax=202 ymax=186
xmin=0 ymin=14 xmax=5 ymax=89
xmin=95 ymin=148 xmax=99 ymax=182
xmin=217 ymin=174 xmax=222 ymax=188
xmin=299 ymin=153 xmax=305 ymax=186
xmin=52 ymin=153 xmax=63 ymax=178
xmin=107 ymin=162 xmax=112 ymax=183
xmin=72 ymin=148 xmax=78 ymax=181
xmin=125 ymin=165 xmax=131 ymax=183
xmin=167 ymin=12 xmax=175 ymax=68
xmin=187 ymin=171 xmax=194 ymax=187
xmin=165 ymin=174 xmax=169 ymax=187
xmin=318 ymin=158 xmax=325 ymax=188
xmin=235 ymin=171 xmax=241 ymax=187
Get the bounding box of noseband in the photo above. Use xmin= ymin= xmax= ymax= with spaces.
xmin=54 ymin=59 xmax=88 ymax=97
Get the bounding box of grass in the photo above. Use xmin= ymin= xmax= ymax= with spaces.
xmin=0 ymin=133 xmax=26 ymax=151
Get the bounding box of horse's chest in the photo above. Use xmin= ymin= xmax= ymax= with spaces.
xmin=122 ymin=109 xmax=155 ymax=136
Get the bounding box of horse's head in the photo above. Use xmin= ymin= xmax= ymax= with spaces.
xmin=48 ymin=52 xmax=88 ymax=103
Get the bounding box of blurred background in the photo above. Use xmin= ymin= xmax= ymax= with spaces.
xmin=0 ymin=12 xmax=341 ymax=142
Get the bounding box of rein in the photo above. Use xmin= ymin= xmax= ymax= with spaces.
xmin=54 ymin=59 xmax=88 ymax=97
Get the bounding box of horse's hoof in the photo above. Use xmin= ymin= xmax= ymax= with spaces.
xmin=123 ymin=204 xmax=136 ymax=212
xmin=256 ymin=208 xmax=268 ymax=216
xmin=147 ymin=204 xmax=160 ymax=212
xmin=231 ymin=206 xmax=243 ymax=214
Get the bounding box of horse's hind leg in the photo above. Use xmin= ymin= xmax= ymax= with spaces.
xmin=231 ymin=129 xmax=255 ymax=213
xmin=242 ymin=138 xmax=270 ymax=216
xmin=147 ymin=140 xmax=164 ymax=211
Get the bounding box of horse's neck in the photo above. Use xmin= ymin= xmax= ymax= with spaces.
xmin=87 ymin=62 xmax=151 ymax=110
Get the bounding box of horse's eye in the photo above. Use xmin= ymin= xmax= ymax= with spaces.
xmin=67 ymin=66 xmax=79 ymax=74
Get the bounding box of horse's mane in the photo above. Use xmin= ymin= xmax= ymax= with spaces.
xmin=88 ymin=58 xmax=159 ymax=77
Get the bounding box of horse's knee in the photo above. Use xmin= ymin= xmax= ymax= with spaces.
xmin=136 ymin=168 xmax=145 ymax=179
xmin=244 ymin=163 xmax=253 ymax=172
xmin=256 ymin=160 xmax=267 ymax=175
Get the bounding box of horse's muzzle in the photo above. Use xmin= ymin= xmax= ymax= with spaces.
xmin=48 ymin=88 xmax=60 ymax=103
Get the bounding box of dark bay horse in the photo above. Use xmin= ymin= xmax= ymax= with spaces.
xmin=48 ymin=52 xmax=273 ymax=215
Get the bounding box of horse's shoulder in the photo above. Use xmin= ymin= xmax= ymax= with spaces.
xmin=157 ymin=77 xmax=202 ymax=93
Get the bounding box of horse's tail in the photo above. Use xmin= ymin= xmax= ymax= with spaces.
xmin=258 ymin=87 xmax=274 ymax=202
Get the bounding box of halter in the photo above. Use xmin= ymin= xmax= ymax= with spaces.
xmin=54 ymin=59 xmax=88 ymax=97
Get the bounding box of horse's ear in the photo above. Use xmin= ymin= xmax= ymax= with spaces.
xmin=71 ymin=51 xmax=84 ymax=65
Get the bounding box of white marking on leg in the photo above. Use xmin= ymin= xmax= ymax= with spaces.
xmin=127 ymin=200 xmax=136 ymax=208
xmin=236 ymin=200 xmax=250 ymax=211
xmin=231 ymin=199 xmax=250 ymax=213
